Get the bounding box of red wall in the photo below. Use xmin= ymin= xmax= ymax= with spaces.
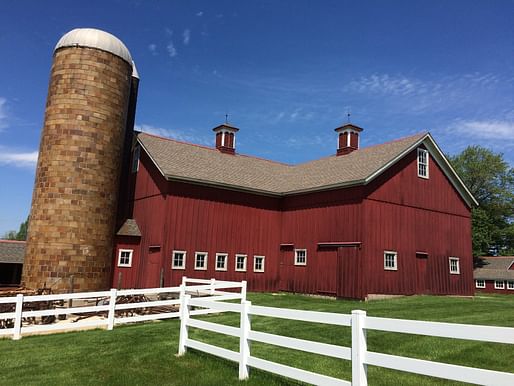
xmin=113 ymin=145 xmax=473 ymax=298
xmin=475 ymin=280 xmax=514 ymax=294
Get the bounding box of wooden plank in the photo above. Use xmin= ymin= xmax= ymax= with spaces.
xmin=250 ymin=305 xmax=351 ymax=326
xmin=188 ymin=298 xmax=241 ymax=312
xmin=186 ymin=338 xmax=240 ymax=362
xmin=366 ymin=316 xmax=514 ymax=344
xmin=115 ymin=299 xmax=180 ymax=310
xmin=23 ymin=305 xmax=110 ymax=318
xmin=24 ymin=291 xmax=110 ymax=302
xmin=21 ymin=320 xmax=108 ymax=333
xmin=249 ymin=330 xmax=351 ymax=360
xmin=366 ymin=351 xmax=514 ymax=385
xmin=115 ymin=312 xmax=180 ymax=324
xmin=187 ymin=318 xmax=240 ymax=337
xmin=247 ymin=356 xmax=350 ymax=386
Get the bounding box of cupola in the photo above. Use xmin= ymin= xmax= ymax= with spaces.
xmin=213 ymin=123 xmax=239 ymax=155
xmin=335 ymin=123 xmax=363 ymax=155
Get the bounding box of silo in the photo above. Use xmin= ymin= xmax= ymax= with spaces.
xmin=22 ymin=28 xmax=137 ymax=292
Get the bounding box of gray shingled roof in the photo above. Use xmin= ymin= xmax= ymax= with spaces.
xmin=117 ymin=219 xmax=142 ymax=237
xmin=474 ymin=257 xmax=514 ymax=281
xmin=138 ymin=132 xmax=428 ymax=195
xmin=0 ymin=240 xmax=25 ymax=264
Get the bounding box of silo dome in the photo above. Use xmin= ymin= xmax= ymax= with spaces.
xmin=55 ymin=28 xmax=132 ymax=64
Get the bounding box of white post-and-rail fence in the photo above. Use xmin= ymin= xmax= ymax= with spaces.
xmin=0 ymin=277 xmax=246 ymax=340
xmin=178 ymin=296 xmax=514 ymax=386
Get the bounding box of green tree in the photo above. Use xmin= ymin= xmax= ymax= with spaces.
xmin=2 ymin=216 xmax=29 ymax=241
xmin=449 ymin=146 xmax=514 ymax=260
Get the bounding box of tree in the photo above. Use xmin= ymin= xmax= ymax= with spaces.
xmin=2 ymin=216 xmax=29 ymax=241
xmin=449 ymin=146 xmax=514 ymax=261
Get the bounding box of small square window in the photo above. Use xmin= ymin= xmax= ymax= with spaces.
xmin=172 ymin=250 xmax=186 ymax=270
xmin=235 ymin=254 xmax=247 ymax=272
xmin=132 ymin=146 xmax=140 ymax=173
xmin=475 ymin=279 xmax=485 ymax=289
xmin=195 ymin=252 xmax=208 ymax=270
xmin=507 ymin=281 xmax=514 ymax=290
xmin=294 ymin=249 xmax=307 ymax=266
xmin=384 ymin=251 xmax=397 ymax=270
xmin=118 ymin=249 xmax=133 ymax=267
xmin=417 ymin=148 xmax=429 ymax=178
xmin=215 ymin=253 xmax=228 ymax=271
xmin=449 ymin=257 xmax=460 ymax=274
xmin=495 ymin=280 xmax=505 ymax=290
xmin=254 ymin=256 xmax=265 ymax=272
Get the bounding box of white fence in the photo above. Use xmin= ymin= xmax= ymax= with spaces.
xmin=178 ymin=296 xmax=514 ymax=386
xmin=0 ymin=277 xmax=246 ymax=340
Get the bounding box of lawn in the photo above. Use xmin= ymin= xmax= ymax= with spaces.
xmin=1 ymin=293 xmax=513 ymax=385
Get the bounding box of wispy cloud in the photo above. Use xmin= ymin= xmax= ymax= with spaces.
xmin=165 ymin=27 xmax=173 ymax=36
xmin=0 ymin=97 xmax=8 ymax=131
xmin=148 ymin=43 xmax=157 ymax=55
xmin=166 ymin=41 xmax=177 ymax=57
xmin=183 ymin=29 xmax=191 ymax=45
xmin=136 ymin=124 xmax=211 ymax=145
xmin=0 ymin=149 xmax=38 ymax=168
xmin=346 ymin=74 xmax=419 ymax=96
xmin=196 ymin=11 xmax=203 ymax=17
xmin=451 ymin=120 xmax=514 ymax=141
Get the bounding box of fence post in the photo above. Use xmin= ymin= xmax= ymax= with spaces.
xmin=13 ymin=294 xmax=23 ymax=340
xmin=241 ymin=280 xmax=247 ymax=303
xmin=351 ymin=310 xmax=367 ymax=386
xmin=107 ymin=288 xmax=117 ymax=331
xmin=239 ymin=300 xmax=251 ymax=380
xmin=181 ymin=276 xmax=187 ymax=287
xmin=210 ymin=278 xmax=216 ymax=296
xmin=178 ymin=293 xmax=191 ymax=356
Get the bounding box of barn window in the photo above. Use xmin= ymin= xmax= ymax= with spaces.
xmin=172 ymin=250 xmax=186 ymax=269
xmin=417 ymin=148 xmax=429 ymax=178
xmin=494 ymin=280 xmax=505 ymax=289
xmin=117 ymin=249 xmax=133 ymax=267
xmin=384 ymin=251 xmax=397 ymax=270
xmin=194 ymin=252 xmax=208 ymax=270
xmin=254 ymin=256 xmax=265 ymax=272
xmin=235 ymin=254 xmax=247 ymax=272
xmin=132 ymin=146 xmax=140 ymax=173
xmin=215 ymin=253 xmax=228 ymax=271
xmin=294 ymin=249 xmax=307 ymax=266
xmin=507 ymin=281 xmax=514 ymax=290
xmin=475 ymin=279 xmax=485 ymax=288
xmin=449 ymin=257 xmax=460 ymax=274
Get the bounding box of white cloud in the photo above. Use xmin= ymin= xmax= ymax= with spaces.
xmin=0 ymin=97 xmax=8 ymax=130
xmin=166 ymin=41 xmax=177 ymax=57
xmin=183 ymin=29 xmax=191 ymax=45
xmin=148 ymin=43 xmax=157 ymax=55
xmin=452 ymin=120 xmax=514 ymax=141
xmin=165 ymin=27 xmax=173 ymax=36
xmin=346 ymin=74 xmax=417 ymax=96
xmin=196 ymin=11 xmax=203 ymax=16
xmin=136 ymin=124 xmax=211 ymax=146
xmin=0 ymin=150 xmax=38 ymax=168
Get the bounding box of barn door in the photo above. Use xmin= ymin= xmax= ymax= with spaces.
xmin=416 ymin=253 xmax=428 ymax=294
xmin=316 ymin=249 xmax=338 ymax=295
xmin=279 ymin=248 xmax=293 ymax=291
xmin=337 ymin=247 xmax=362 ymax=299
xmin=142 ymin=246 xmax=162 ymax=288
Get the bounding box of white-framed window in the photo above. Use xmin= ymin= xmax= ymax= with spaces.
xmin=194 ymin=252 xmax=208 ymax=270
xmin=235 ymin=254 xmax=247 ymax=272
xmin=132 ymin=146 xmax=140 ymax=173
xmin=475 ymin=279 xmax=485 ymax=289
xmin=172 ymin=250 xmax=186 ymax=270
xmin=449 ymin=257 xmax=460 ymax=274
xmin=507 ymin=281 xmax=514 ymax=290
xmin=254 ymin=255 xmax=265 ymax=272
xmin=384 ymin=251 xmax=398 ymax=271
xmin=215 ymin=253 xmax=228 ymax=271
xmin=495 ymin=280 xmax=505 ymax=290
xmin=417 ymin=148 xmax=429 ymax=178
xmin=294 ymin=249 xmax=307 ymax=266
xmin=117 ymin=249 xmax=133 ymax=267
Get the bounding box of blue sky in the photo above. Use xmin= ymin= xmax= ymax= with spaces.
xmin=1 ymin=0 xmax=513 ymax=235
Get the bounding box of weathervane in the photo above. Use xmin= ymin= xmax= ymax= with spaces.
xmin=225 ymin=114 xmax=229 ymax=124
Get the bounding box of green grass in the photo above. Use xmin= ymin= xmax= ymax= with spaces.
xmin=1 ymin=293 xmax=513 ymax=385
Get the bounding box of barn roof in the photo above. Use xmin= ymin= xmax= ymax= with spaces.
xmin=0 ymin=240 xmax=25 ymax=264
xmin=474 ymin=257 xmax=514 ymax=281
xmin=137 ymin=131 xmax=477 ymax=206
xmin=116 ymin=219 xmax=142 ymax=237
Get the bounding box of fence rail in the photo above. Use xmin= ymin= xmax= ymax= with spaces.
xmin=0 ymin=277 xmax=246 ymax=340
xmin=179 ymin=295 xmax=514 ymax=386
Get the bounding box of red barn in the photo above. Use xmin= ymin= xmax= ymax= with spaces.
xmin=474 ymin=257 xmax=514 ymax=294
xmin=113 ymin=123 xmax=477 ymax=299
